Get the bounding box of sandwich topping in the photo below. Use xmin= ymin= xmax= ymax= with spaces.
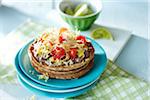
xmin=31 ymin=27 xmax=94 ymax=67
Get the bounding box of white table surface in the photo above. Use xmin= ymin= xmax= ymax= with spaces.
xmin=0 ymin=0 xmax=149 ymax=99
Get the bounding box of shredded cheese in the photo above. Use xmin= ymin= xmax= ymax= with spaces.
xmin=32 ymin=27 xmax=91 ymax=66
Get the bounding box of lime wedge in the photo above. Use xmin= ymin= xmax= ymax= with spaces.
xmin=91 ymin=27 xmax=114 ymax=40
xmin=74 ymin=3 xmax=85 ymax=13
xmin=74 ymin=3 xmax=88 ymax=16
xmin=64 ymin=7 xmax=74 ymax=15
xmin=74 ymin=3 xmax=93 ymax=16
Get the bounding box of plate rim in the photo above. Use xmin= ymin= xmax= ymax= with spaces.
xmin=17 ymin=75 xmax=97 ymax=98
xmin=15 ymin=51 xmax=99 ymax=93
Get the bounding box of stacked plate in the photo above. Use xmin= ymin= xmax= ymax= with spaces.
xmin=14 ymin=37 xmax=107 ymax=98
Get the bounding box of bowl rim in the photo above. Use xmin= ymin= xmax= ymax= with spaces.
xmin=57 ymin=0 xmax=103 ymax=19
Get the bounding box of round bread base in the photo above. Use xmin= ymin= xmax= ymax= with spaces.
xmin=32 ymin=59 xmax=94 ymax=79
xmin=28 ymin=44 xmax=94 ymax=71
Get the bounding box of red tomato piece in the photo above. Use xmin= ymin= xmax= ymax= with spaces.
xmin=59 ymin=36 xmax=66 ymax=43
xmin=51 ymin=47 xmax=65 ymax=59
xmin=69 ymin=48 xmax=77 ymax=59
xmin=76 ymin=35 xmax=87 ymax=43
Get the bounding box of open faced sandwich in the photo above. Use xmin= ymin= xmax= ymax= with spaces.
xmin=28 ymin=27 xmax=94 ymax=79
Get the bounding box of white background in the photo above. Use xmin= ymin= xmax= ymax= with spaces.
xmin=1 ymin=0 xmax=149 ymax=39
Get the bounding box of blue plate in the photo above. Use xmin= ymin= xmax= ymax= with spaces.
xmin=18 ymin=37 xmax=107 ymax=88
xmin=18 ymin=75 xmax=97 ymax=98
xmin=15 ymin=51 xmax=99 ymax=93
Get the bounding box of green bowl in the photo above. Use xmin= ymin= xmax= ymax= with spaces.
xmin=57 ymin=0 xmax=102 ymax=31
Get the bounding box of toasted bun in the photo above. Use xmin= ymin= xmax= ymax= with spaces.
xmin=28 ymin=44 xmax=94 ymax=79
xmin=28 ymin=28 xmax=95 ymax=79
xmin=31 ymin=58 xmax=94 ymax=79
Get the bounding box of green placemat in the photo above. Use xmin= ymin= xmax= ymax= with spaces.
xmin=67 ymin=61 xmax=149 ymax=100
xmin=0 ymin=19 xmax=149 ymax=99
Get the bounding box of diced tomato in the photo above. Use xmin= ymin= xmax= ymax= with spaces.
xmin=59 ymin=27 xmax=68 ymax=34
xmin=59 ymin=36 xmax=66 ymax=43
xmin=76 ymin=35 xmax=87 ymax=44
xmin=39 ymin=38 xmax=44 ymax=43
xmin=51 ymin=47 xmax=65 ymax=59
xmin=69 ymin=48 xmax=77 ymax=59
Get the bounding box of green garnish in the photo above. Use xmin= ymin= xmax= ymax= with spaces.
xmin=77 ymin=49 xmax=84 ymax=57
xmin=38 ymin=74 xmax=49 ymax=82
xmin=91 ymin=27 xmax=114 ymax=41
